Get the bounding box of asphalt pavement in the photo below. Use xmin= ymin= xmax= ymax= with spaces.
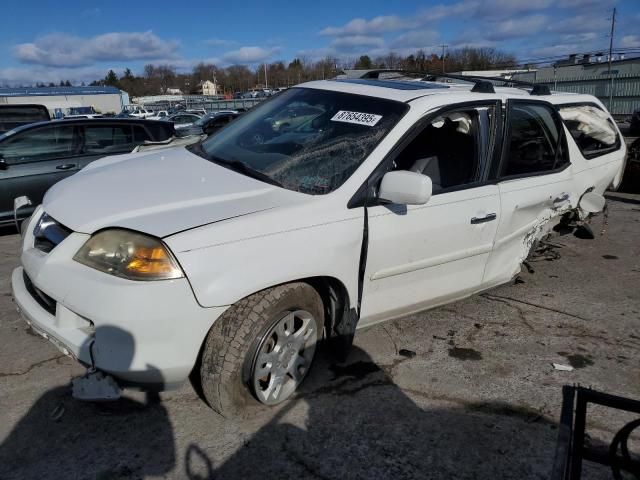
xmin=1 ymin=193 xmax=639 ymax=479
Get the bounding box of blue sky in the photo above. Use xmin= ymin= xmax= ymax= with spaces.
xmin=1 ymin=0 xmax=639 ymax=85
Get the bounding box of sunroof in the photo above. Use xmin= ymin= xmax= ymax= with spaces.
xmin=335 ymin=79 xmax=449 ymax=90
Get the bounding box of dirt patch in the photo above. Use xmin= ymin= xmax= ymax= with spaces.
xmin=557 ymin=352 xmax=594 ymax=369
xmin=448 ymin=347 xmax=482 ymax=361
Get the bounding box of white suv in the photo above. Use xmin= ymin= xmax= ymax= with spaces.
xmin=12 ymin=74 xmax=626 ymax=416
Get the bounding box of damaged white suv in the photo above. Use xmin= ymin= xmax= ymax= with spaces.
xmin=12 ymin=73 xmax=626 ymax=416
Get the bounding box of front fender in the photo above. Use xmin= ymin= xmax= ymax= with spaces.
xmin=170 ymin=216 xmax=363 ymax=308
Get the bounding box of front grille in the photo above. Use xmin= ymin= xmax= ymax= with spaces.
xmin=23 ymin=271 xmax=56 ymax=315
xmin=33 ymin=213 xmax=72 ymax=253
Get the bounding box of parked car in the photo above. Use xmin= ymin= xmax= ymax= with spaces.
xmin=147 ymin=110 xmax=169 ymax=120
xmin=65 ymin=106 xmax=103 ymax=119
xmin=11 ymin=77 xmax=626 ymax=417
xmin=163 ymin=112 xmax=202 ymax=129
xmin=0 ymin=104 xmax=50 ymax=134
xmin=175 ymin=110 xmax=240 ymax=137
xmin=129 ymin=108 xmax=154 ymax=119
xmin=269 ymin=105 xmax=324 ymax=132
xmin=0 ymin=118 xmax=174 ymax=226
xmin=630 ymin=107 xmax=640 ymax=135
xmin=185 ymin=108 xmax=207 ymax=116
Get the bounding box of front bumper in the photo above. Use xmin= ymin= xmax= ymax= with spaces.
xmin=12 ymin=222 xmax=228 ymax=389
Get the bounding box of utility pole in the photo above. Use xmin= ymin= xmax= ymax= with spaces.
xmin=264 ymin=63 xmax=268 ymax=89
xmin=440 ymin=44 xmax=448 ymax=73
xmin=607 ymin=7 xmax=616 ymax=110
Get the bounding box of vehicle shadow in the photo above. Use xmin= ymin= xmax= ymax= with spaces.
xmin=0 ymin=326 xmax=176 ymax=479
xmin=605 ymin=193 xmax=640 ymax=205
xmin=0 ymin=225 xmax=19 ymax=237
xmin=183 ymin=346 xmax=577 ymax=480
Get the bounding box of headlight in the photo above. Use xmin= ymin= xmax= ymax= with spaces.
xmin=73 ymin=229 xmax=183 ymax=281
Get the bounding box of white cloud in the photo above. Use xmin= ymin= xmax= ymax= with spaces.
xmin=330 ymin=35 xmax=385 ymax=51
xmin=530 ymin=44 xmax=579 ymax=57
xmin=222 ymin=46 xmax=280 ymax=64
xmin=486 ymin=14 xmax=548 ymax=40
xmin=320 ymin=15 xmax=417 ymax=37
xmin=13 ymin=31 xmax=179 ymax=68
xmin=0 ymin=65 xmax=119 ymax=86
xmin=620 ymin=35 xmax=640 ymax=48
xmin=547 ymin=14 xmax=609 ymax=34
xmin=390 ymin=30 xmax=439 ymax=49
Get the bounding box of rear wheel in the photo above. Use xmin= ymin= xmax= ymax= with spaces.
xmin=199 ymin=282 xmax=323 ymax=417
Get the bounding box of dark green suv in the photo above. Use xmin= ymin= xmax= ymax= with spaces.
xmin=0 ymin=118 xmax=174 ymax=226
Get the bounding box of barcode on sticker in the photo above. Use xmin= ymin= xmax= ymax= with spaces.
xmin=331 ymin=110 xmax=382 ymax=126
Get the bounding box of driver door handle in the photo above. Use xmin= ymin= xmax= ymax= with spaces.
xmin=56 ymin=164 xmax=76 ymax=170
xmin=470 ymin=213 xmax=497 ymax=224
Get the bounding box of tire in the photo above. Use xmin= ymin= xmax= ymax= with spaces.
xmin=199 ymin=282 xmax=323 ymax=418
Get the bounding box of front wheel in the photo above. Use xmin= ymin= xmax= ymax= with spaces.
xmin=199 ymin=283 xmax=323 ymax=417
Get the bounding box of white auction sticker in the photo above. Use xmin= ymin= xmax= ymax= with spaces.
xmin=330 ymin=110 xmax=382 ymax=126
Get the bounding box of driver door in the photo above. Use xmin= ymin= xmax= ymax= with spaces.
xmin=359 ymin=102 xmax=501 ymax=326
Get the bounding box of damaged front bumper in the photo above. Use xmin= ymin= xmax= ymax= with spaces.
xmin=12 ymin=246 xmax=228 ymax=390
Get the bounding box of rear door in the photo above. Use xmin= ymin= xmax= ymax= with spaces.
xmin=0 ymin=124 xmax=78 ymax=223
xmin=74 ymin=123 xmax=151 ymax=169
xmin=483 ymin=100 xmax=575 ymax=286
xmin=0 ymin=105 xmax=50 ymax=134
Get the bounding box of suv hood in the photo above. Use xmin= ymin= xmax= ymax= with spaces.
xmin=43 ymin=147 xmax=304 ymax=237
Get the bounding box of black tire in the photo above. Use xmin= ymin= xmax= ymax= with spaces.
xmin=199 ymin=282 xmax=323 ymax=418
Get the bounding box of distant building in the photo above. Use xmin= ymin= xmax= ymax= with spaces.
xmin=166 ymin=87 xmax=183 ymax=95
xmin=193 ymin=80 xmax=220 ymax=96
xmin=512 ymin=55 xmax=640 ymax=116
xmin=0 ymin=85 xmax=129 ymax=116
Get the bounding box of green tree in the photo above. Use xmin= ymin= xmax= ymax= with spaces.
xmin=104 ymin=70 xmax=119 ymax=86
xmin=122 ymin=68 xmax=134 ymax=81
xmin=354 ymin=55 xmax=373 ymax=69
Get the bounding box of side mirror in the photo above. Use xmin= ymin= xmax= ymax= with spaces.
xmin=378 ymin=171 xmax=432 ymax=205
xmin=0 ymin=157 xmax=7 ymax=170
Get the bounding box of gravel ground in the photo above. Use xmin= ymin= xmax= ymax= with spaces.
xmin=0 ymin=193 xmax=639 ymax=480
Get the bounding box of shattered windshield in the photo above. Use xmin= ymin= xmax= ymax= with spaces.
xmin=197 ymin=88 xmax=407 ymax=194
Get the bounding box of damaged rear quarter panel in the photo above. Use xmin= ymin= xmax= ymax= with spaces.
xmin=483 ymin=116 xmax=625 ymax=287
xmin=483 ymin=164 xmax=577 ymax=286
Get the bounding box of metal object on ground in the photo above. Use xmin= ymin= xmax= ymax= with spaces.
xmin=71 ymin=371 xmax=121 ymax=401
xmin=552 ymin=385 xmax=640 ymax=479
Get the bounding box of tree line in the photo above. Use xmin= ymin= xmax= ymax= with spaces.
xmin=87 ymin=47 xmax=517 ymax=97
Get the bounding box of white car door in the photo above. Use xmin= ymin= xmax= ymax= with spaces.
xmin=358 ymin=101 xmax=501 ymax=326
xmin=483 ymin=100 xmax=575 ymax=287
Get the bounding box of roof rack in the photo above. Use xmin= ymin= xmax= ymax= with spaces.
xmin=352 ymin=69 xmax=551 ymax=96
xmin=425 ymin=73 xmax=552 ymax=96
xmin=357 ymin=69 xmax=497 ymax=94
